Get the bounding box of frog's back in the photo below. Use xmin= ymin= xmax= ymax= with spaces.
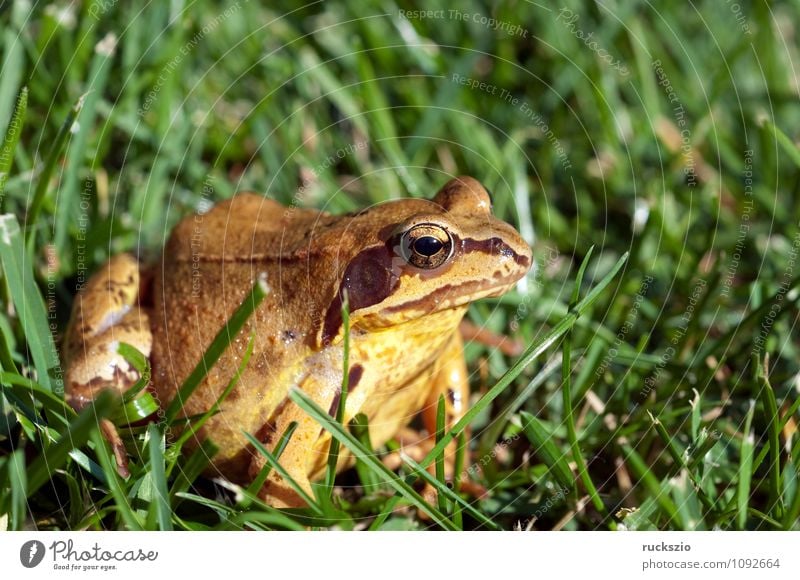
xmin=164 ymin=192 xmax=335 ymax=262
xmin=150 ymin=193 xmax=335 ymax=478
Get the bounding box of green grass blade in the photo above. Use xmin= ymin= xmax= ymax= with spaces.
xmin=698 ymin=275 xmax=800 ymax=362
xmin=116 ymin=342 xmax=151 ymax=403
xmin=55 ymin=34 xmax=117 ymax=251
xmin=367 ymin=495 xmax=402 ymax=530
xmin=223 ymin=510 xmax=307 ymax=531
xmin=245 ymin=421 xmax=298 ymax=499
xmin=169 ymin=330 xmax=256 ymax=458
xmin=26 ymin=390 xmax=116 ymax=496
xmin=349 ymin=413 xmax=381 ymax=492
xmin=169 ymin=439 xmax=218 ymax=502
xmin=0 ymin=86 xmax=27 ymax=201
xmin=750 ymin=395 xmax=800 ymax=482
xmin=90 ymin=427 xmax=142 ymax=530
xmin=0 ymin=4 xmax=26 ymax=141
xmin=737 ymin=400 xmax=756 ymax=530
xmin=755 ymin=358 xmax=783 ymax=519
xmin=562 ymin=246 xmax=605 ymax=514
xmin=289 ymin=387 xmax=457 ymax=530
xmin=8 ymin=450 xmax=26 ymax=530
xmin=783 ymin=457 xmax=800 ymax=529
xmin=760 ymin=119 xmax=800 ymax=169
xmin=325 ymin=291 xmax=350 ymax=495
xmin=434 ymin=394 xmax=448 ymax=515
xmin=621 ymin=442 xmax=680 ymax=527
xmin=243 ymin=431 xmax=323 ymax=516
xmin=0 ymin=214 xmax=62 ymax=393
xmin=0 ymin=372 xmax=72 ymax=426
xmin=452 ymin=430 xmax=466 ymax=528
xmin=147 ymin=424 xmax=172 ymax=530
xmin=110 ymin=343 xmax=158 ymax=424
xmin=648 ymin=411 xmax=717 ymax=513
xmin=24 ymin=95 xmax=84 ymax=241
xmin=401 ymin=453 xmax=500 ymax=530
xmin=165 ymin=274 xmax=269 ymax=423
xmin=520 ymin=411 xmax=575 ymax=493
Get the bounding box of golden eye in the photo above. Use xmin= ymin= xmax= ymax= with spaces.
xmin=400 ymin=224 xmax=454 ymax=269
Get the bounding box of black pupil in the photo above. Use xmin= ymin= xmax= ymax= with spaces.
xmin=413 ymin=236 xmax=443 ymax=257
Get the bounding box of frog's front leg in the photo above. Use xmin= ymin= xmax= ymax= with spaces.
xmin=64 ymin=253 xmax=152 ymax=409
xmin=249 ymin=368 xmax=341 ymax=509
xmin=410 ymin=330 xmax=495 ymax=507
xmin=420 ymin=332 xmax=471 ymax=481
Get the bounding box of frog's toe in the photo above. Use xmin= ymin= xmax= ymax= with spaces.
xmin=259 ymin=475 xmax=313 ymax=509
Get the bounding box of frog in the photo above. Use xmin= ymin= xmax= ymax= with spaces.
xmin=63 ymin=176 xmax=532 ymax=507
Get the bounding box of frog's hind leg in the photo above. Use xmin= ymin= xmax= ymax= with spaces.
xmin=64 ymin=253 xmax=152 ymax=410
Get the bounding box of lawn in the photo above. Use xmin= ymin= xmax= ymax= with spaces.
xmin=1 ymin=0 xmax=799 ymax=531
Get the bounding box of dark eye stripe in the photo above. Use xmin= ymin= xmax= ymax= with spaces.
xmin=462 ymin=237 xmax=531 ymax=267
xmin=320 ymin=246 xmax=398 ymax=346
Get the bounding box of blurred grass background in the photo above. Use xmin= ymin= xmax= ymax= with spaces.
xmin=1 ymin=0 xmax=800 ymax=530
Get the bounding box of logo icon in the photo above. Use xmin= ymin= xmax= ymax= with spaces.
xmin=20 ymin=540 xmax=46 ymax=568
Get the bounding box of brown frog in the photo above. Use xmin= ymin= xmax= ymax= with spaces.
xmin=63 ymin=176 xmax=532 ymax=507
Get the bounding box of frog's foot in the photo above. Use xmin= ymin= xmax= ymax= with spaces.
xmin=64 ymin=253 xmax=152 ymax=477
xmin=64 ymin=253 xmax=152 ymax=409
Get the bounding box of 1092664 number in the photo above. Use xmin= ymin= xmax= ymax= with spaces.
xmin=733 ymin=558 xmax=780 ymax=569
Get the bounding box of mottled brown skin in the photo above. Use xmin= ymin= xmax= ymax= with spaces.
xmin=63 ymin=254 xmax=152 ymax=409
xmin=65 ymin=176 xmax=532 ymax=507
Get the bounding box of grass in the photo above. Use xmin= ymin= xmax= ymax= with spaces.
xmin=1 ymin=0 xmax=800 ymax=531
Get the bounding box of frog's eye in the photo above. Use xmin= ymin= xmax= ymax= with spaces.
xmin=400 ymin=224 xmax=454 ymax=269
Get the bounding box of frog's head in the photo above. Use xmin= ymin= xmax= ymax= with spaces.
xmin=319 ymin=176 xmax=532 ymax=345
